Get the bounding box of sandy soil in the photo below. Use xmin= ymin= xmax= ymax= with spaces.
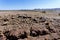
xmin=0 ymin=11 xmax=60 ymax=40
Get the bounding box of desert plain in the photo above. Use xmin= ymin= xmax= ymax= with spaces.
xmin=0 ymin=10 xmax=60 ymax=40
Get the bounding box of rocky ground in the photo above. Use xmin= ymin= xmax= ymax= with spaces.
xmin=0 ymin=11 xmax=60 ymax=40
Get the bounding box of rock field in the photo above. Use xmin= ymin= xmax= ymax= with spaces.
xmin=0 ymin=11 xmax=60 ymax=40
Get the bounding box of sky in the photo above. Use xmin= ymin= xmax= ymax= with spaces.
xmin=0 ymin=0 xmax=60 ymax=10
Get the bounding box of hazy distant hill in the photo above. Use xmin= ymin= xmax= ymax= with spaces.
xmin=34 ymin=8 xmax=60 ymax=13
xmin=0 ymin=8 xmax=60 ymax=13
xmin=34 ymin=8 xmax=60 ymax=11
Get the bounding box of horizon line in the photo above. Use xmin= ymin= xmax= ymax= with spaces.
xmin=0 ymin=8 xmax=60 ymax=10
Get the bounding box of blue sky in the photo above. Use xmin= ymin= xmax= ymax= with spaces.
xmin=0 ymin=0 xmax=60 ymax=10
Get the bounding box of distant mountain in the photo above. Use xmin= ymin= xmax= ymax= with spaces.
xmin=34 ymin=8 xmax=60 ymax=11
xmin=34 ymin=8 xmax=60 ymax=13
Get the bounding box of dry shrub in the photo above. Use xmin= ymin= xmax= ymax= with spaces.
xmin=42 ymin=11 xmax=46 ymax=13
xmin=58 ymin=13 xmax=60 ymax=16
